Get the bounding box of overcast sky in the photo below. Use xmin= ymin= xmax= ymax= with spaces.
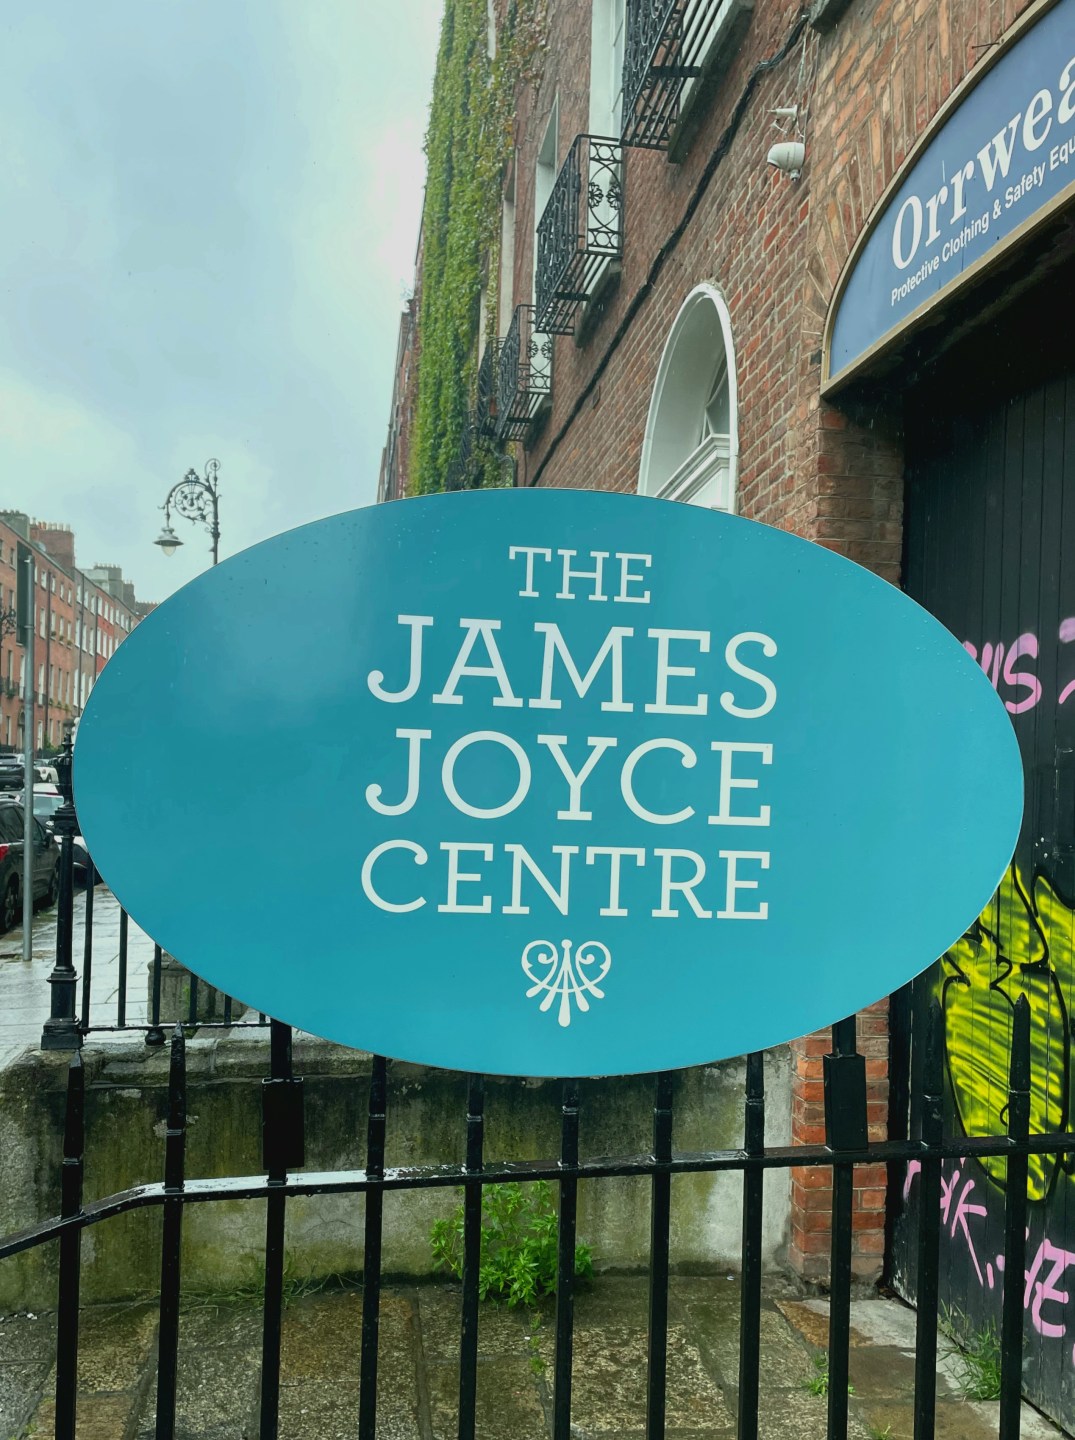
xmin=0 ymin=1 xmax=442 ymax=604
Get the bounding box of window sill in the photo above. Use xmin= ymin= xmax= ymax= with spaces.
xmin=666 ymin=0 xmax=755 ymax=164
xmin=653 ymin=435 xmax=734 ymax=509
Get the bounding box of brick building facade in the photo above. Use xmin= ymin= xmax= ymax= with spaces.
xmin=0 ymin=513 xmax=144 ymax=752
xmin=387 ymin=0 xmax=1075 ymax=1417
xmin=378 ymin=293 xmax=420 ymax=505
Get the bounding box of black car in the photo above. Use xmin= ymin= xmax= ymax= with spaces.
xmin=23 ymin=790 xmax=98 ymax=885
xmin=0 ymin=756 xmax=24 ymax=793
xmin=0 ymin=804 xmax=60 ymax=930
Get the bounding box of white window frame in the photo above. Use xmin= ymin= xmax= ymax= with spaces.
xmin=588 ymin=0 xmax=626 ymax=137
xmin=533 ymin=99 xmax=559 ymax=303
xmin=530 ymin=101 xmax=559 ymax=397
xmin=638 ymin=283 xmax=739 ymax=511
xmin=498 ymin=165 xmax=516 ymax=336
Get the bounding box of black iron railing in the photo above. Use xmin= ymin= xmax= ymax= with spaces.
xmin=534 ymin=134 xmax=623 ymax=336
xmin=73 ymin=896 xmax=267 ymax=1044
xmin=443 ymin=418 xmax=478 ymax=492
xmin=40 ymin=859 xmax=266 ymax=1047
xmin=31 ymin=727 xmax=264 ymax=1051
xmin=1 ymin=990 xmax=1067 ymax=1439
xmin=496 ymin=304 xmax=552 ymax=441
xmin=476 ymin=341 xmax=499 ymax=437
xmin=621 ymin=0 xmax=737 ymax=151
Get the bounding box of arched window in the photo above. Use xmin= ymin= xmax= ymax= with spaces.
xmin=638 ymin=284 xmax=738 ymax=509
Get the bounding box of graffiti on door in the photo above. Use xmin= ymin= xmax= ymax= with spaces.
xmin=964 ymin=619 xmax=1075 ymax=713
xmin=938 ymin=862 xmax=1073 ymax=1203
xmin=903 ymin=1156 xmax=1075 ymax=1352
xmin=902 ymin=860 xmax=1075 ymax=1368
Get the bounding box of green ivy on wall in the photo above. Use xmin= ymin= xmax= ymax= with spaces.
xmin=410 ymin=0 xmax=544 ymax=495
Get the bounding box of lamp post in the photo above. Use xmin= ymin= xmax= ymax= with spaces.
xmin=0 ymin=605 xmax=16 ymax=732
xmin=41 ymin=717 xmax=81 ymax=1051
xmin=155 ymin=459 xmax=221 ymax=566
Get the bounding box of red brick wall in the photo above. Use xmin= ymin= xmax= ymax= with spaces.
xmin=508 ymin=0 xmax=1036 ymax=550
xmin=493 ymin=0 xmax=1041 ymax=1280
xmin=788 ymin=1004 xmax=891 ymax=1281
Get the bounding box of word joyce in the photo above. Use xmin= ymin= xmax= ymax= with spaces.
xmin=359 ymin=545 xmax=779 ymax=925
xmin=890 ymin=53 xmax=1075 ymax=273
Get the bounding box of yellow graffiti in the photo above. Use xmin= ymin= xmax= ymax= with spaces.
xmin=941 ymin=864 xmax=1073 ymax=1201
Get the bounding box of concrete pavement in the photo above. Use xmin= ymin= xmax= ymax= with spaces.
xmin=0 ymin=1278 xmax=1066 ymax=1439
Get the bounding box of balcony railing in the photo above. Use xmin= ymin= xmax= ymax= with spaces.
xmin=476 ymin=342 xmax=499 ymax=438
xmin=534 ymin=135 xmax=623 ymax=336
xmin=443 ymin=419 xmax=477 ymax=492
xmin=621 ymin=0 xmax=750 ymax=151
xmin=496 ymin=305 xmax=552 ymax=442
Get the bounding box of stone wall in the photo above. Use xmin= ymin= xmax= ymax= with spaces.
xmin=0 ymin=1035 xmax=791 ymax=1309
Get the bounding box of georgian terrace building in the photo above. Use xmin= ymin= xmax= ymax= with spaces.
xmin=0 ymin=514 xmax=145 ymax=752
xmin=382 ymin=0 xmax=1075 ymax=1423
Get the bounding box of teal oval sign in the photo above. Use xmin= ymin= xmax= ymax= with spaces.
xmin=75 ymin=490 xmax=1022 ymax=1076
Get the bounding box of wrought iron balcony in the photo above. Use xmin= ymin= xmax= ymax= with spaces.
xmin=621 ymin=0 xmax=748 ymax=151
xmin=443 ymin=419 xmax=477 ymax=492
xmin=475 ymin=342 xmax=499 ymax=438
xmin=535 ymin=135 xmax=623 ymax=336
xmin=496 ymin=305 xmax=552 ymax=442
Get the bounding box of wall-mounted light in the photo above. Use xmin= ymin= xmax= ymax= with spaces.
xmin=767 ymin=105 xmax=805 ymax=179
xmin=767 ymin=141 xmax=805 ymax=178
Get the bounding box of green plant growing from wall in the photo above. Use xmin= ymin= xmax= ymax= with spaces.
xmin=430 ymin=1180 xmax=592 ymax=1306
xmin=411 ymin=0 xmax=545 ymax=494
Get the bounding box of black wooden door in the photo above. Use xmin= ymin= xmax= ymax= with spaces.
xmin=895 ymin=279 xmax=1075 ymax=1426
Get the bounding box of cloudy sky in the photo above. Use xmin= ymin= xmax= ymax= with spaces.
xmin=0 ymin=1 xmax=442 ymax=604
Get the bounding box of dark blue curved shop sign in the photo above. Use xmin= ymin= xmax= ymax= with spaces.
xmin=826 ymin=0 xmax=1075 ymax=390
xmin=75 ymin=491 xmax=1022 ymax=1075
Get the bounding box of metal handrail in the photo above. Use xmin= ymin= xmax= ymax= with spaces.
xmin=495 ymin=304 xmax=553 ymax=441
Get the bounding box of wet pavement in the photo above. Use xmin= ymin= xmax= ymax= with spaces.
xmin=0 ymin=1278 xmax=1065 ymax=1439
xmin=0 ymin=885 xmax=156 ymax=1067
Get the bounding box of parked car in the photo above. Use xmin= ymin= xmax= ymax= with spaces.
xmin=0 ymin=804 xmax=60 ymax=930
xmin=26 ymin=784 xmax=63 ymax=819
xmin=21 ymin=787 xmax=97 ymax=885
xmin=0 ymin=756 xmax=24 ymax=793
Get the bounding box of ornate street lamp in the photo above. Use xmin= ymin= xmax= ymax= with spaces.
xmin=155 ymin=458 xmax=221 ymax=566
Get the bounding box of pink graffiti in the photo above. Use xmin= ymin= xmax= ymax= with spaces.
xmin=903 ymin=1159 xmax=921 ymax=1198
xmin=1024 ymin=1240 xmax=1075 ymax=1340
xmin=963 ymin=633 xmax=1042 ymax=713
xmin=939 ymin=1166 xmax=990 ymax=1285
xmin=904 ymin=1160 xmax=1075 ymax=1358
xmin=963 ymin=619 xmax=1075 ymax=712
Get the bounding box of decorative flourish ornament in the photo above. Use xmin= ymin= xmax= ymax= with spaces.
xmin=521 ymin=939 xmax=612 ymax=1028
